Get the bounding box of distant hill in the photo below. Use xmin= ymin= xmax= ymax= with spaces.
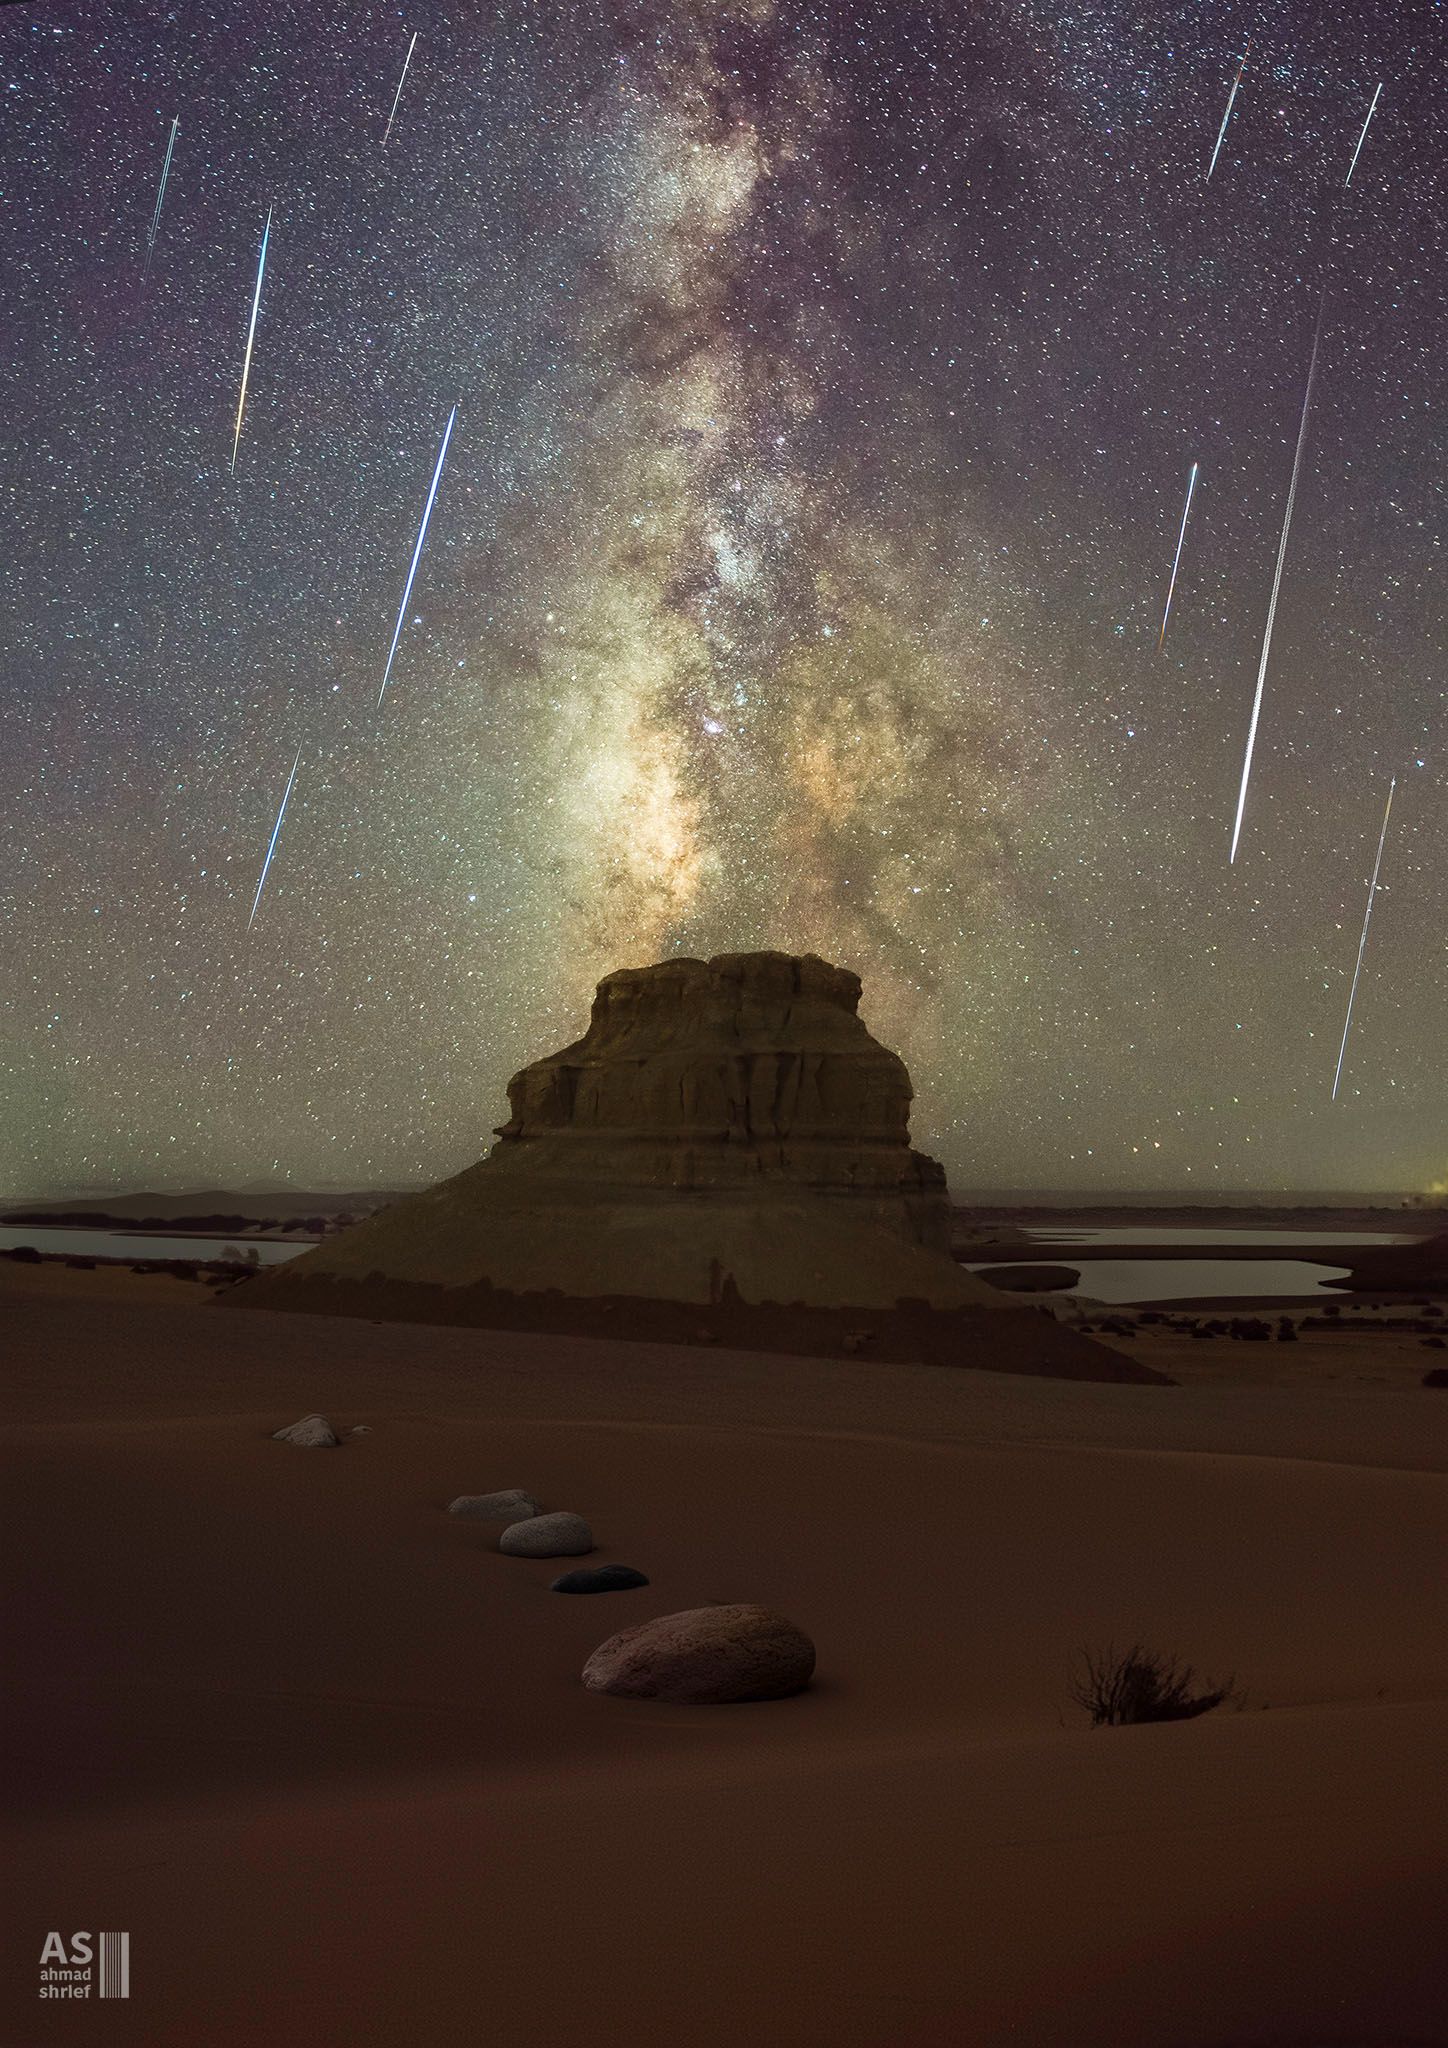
xmin=1 ymin=1189 xmax=407 ymax=1227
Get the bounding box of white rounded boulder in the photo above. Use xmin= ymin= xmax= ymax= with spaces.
xmin=497 ymin=1512 xmax=593 ymax=1558
xmin=271 ymin=1414 xmax=340 ymax=1448
xmin=582 ymin=1604 xmax=815 ymax=1704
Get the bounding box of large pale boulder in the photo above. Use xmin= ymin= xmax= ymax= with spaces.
xmin=498 ymin=1512 xmax=594 ymax=1558
xmin=271 ymin=1414 xmax=340 ymax=1447
xmin=447 ymin=1489 xmax=540 ymax=1522
xmin=581 ymin=1604 xmax=815 ymax=1703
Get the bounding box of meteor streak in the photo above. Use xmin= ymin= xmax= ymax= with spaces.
xmin=1344 ymin=82 xmax=1383 ymax=185
xmin=1331 ymin=776 xmax=1396 ymax=1099
xmin=229 ymin=206 xmax=272 ymax=474
xmin=1206 ymin=40 xmax=1250 ymax=182
xmin=1228 ymin=300 xmax=1325 ymax=865
xmin=248 ymin=745 xmax=302 ymax=930
xmin=144 ymin=115 xmax=180 ymax=278
xmin=378 ymin=403 xmax=457 ymax=710
xmin=1158 ymin=460 xmax=1199 ymax=650
xmin=382 ymin=32 xmax=418 ymax=146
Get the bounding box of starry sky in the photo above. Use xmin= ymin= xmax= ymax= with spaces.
xmin=3 ymin=0 xmax=1444 ymax=1199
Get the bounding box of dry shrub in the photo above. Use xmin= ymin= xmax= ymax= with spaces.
xmin=1072 ymin=1644 xmax=1238 ymax=1727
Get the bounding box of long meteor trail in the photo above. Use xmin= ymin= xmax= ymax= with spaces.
xmin=378 ymin=403 xmax=457 ymax=710
xmin=144 ymin=115 xmax=180 ymax=278
xmin=1331 ymin=775 xmax=1397 ymax=1100
xmin=382 ymin=32 xmax=418 ymax=146
xmin=1206 ymin=40 xmax=1250 ymax=182
xmin=230 ymin=206 xmax=272 ymax=474
xmin=1158 ymin=460 xmax=1199 ymax=649
xmin=248 ymin=745 xmax=302 ymax=930
xmin=1229 ymin=301 xmax=1326 ymax=865
xmin=1344 ymin=82 xmax=1383 ymax=185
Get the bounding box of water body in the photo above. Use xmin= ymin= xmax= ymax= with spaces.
xmin=1022 ymin=1227 xmax=1416 ymax=1247
xmin=967 ymin=1257 xmax=1352 ymax=1304
xmin=0 ymin=1226 xmax=309 ymax=1267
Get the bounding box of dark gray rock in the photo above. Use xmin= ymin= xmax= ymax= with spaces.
xmin=551 ymin=1565 xmax=650 ymax=1595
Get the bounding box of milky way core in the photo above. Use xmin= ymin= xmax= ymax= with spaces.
xmin=4 ymin=0 xmax=1443 ymax=1197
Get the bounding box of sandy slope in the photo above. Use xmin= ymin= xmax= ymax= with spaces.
xmin=3 ymin=1285 xmax=1446 ymax=2044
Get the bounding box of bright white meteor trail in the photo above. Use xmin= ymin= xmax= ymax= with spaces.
xmin=1228 ymin=300 xmax=1326 ymax=865
xmin=1206 ymin=40 xmax=1250 ymax=182
xmin=382 ymin=32 xmax=417 ymax=146
xmin=378 ymin=403 xmax=457 ymax=711
xmin=143 ymin=115 xmax=180 ymax=279
xmin=1331 ymin=775 xmax=1397 ymax=1100
xmin=1158 ymin=460 xmax=1199 ymax=649
xmin=229 ymin=206 xmax=272 ymax=475
xmin=1344 ymin=82 xmax=1383 ymax=185
xmin=248 ymin=745 xmax=302 ymax=931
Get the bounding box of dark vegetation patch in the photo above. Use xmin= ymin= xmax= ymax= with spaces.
xmin=1072 ymin=1645 xmax=1240 ymax=1727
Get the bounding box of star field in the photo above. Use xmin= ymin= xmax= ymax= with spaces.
xmin=3 ymin=0 xmax=1444 ymax=1197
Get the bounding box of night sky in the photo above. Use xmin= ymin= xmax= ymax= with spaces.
xmin=4 ymin=0 xmax=1444 ymax=1199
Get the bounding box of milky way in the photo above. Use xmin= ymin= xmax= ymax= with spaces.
xmin=3 ymin=0 xmax=1444 ymax=1197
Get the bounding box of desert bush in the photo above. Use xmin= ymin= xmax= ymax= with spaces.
xmin=1071 ymin=1645 xmax=1238 ymax=1727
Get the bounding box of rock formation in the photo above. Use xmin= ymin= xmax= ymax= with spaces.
xmin=490 ymin=950 xmax=951 ymax=1246
xmin=1326 ymin=1228 xmax=1448 ymax=1295
xmin=233 ymin=952 xmax=1170 ymax=1384
xmin=245 ymin=952 xmax=984 ymax=1309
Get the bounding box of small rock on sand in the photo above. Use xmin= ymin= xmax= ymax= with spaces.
xmin=551 ymin=1565 xmax=649 ymax=1594
xmin=448 ymin=1489 xmax=540 ymax=1522
xmin=498 ymin=1512 xmax=593 ymax=1557
xmin=271 ymin=1414 xmax=340 ymax=1448
xmin=582 ymin=1603 xmax=815 ymax=1703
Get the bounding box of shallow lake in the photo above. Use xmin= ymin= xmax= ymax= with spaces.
xmin=0 ymin=1226 xmax=310 ymax=1267
xmin=967 ymin=1257 xmax=1353 ymax=1304
xmin=1021 ymin=1226 xmax=1416 ymax=1247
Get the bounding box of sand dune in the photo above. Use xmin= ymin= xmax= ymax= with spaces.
xmin=3 ymin=1286 xmax=1446 ymax=2042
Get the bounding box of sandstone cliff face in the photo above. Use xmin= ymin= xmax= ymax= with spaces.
xmin=488 ymin=953 xmax=948 ymax=1249
xmin=239 ymin=951 xmax=1004 ymax=1313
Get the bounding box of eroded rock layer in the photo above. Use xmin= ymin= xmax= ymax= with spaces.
xmin=233 ymin=953 xmax=1169 ymax=1380
xmin=489 ymin=952 xmax=950 ymax=1250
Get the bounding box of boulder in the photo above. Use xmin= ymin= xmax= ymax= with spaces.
xmin=498 ymin=1511 xmax=593 ymax=1557
xmin=551 ymin=1565 xmax=650 ymax=1594
xmin=271 ymin=1414 xmax=340 ymax=1448
xmin=582 ymin=1603 xmax=815 ymax=1703
xmin=448 ymin=1489 xmax=540 ymax=1522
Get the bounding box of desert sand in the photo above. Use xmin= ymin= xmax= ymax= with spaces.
xmin=3 ymin=1264 xmax=1447 ymax=2045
